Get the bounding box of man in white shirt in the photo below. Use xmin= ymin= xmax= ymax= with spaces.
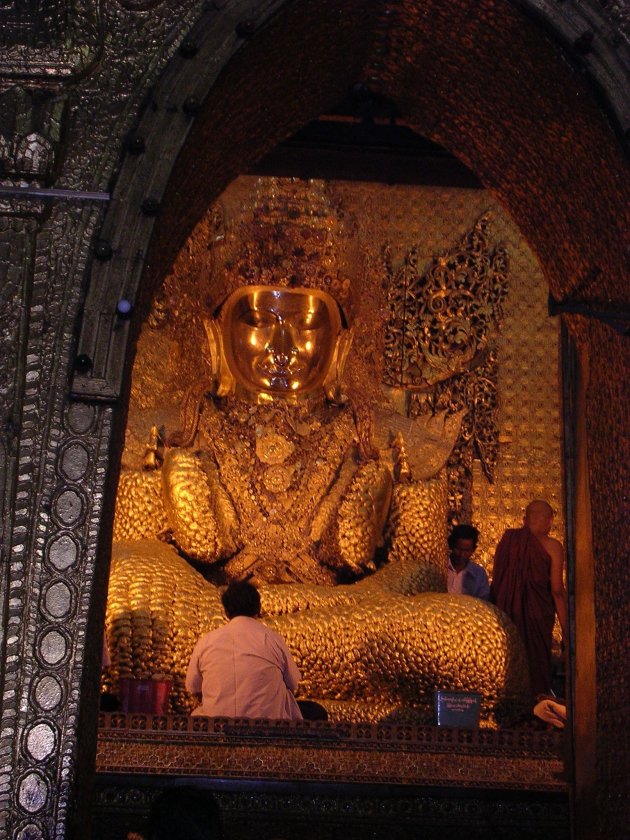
xmin=185 ymin=580 xmax=303 ymax=719
xmin=447 ymin=524 xmax=490 ymax=600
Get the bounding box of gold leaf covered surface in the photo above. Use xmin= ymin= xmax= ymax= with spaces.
xmin=106 ymin=540 xmax=529 ymax=724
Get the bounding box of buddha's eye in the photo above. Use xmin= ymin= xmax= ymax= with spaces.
xmin=241 ymin=310 xmax=276 ymax=328
xmin=294 ymin=313 xmax=324 ymax=330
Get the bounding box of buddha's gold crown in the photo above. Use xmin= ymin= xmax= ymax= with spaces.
xmin=211 ymin=177 xmax=356 ymax=322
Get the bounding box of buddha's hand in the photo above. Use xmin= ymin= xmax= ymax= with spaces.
xmin=384 ymin=470 xmax=449 ymax=592
xmin=326 ymin=460 xmax=393 ymax=576
xmin=162 ymin=448 xmax=241 ymax=563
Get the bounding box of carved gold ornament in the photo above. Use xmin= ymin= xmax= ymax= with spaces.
xmin=255 ymin=430 xmax=295 ymax=465
xmin=384 ymin=212 xmax=508 ymax=521
xmin=384 ymin=212 xmax=508 ymax=391
xmin=262 ymin=464 xmax=296 ymax=493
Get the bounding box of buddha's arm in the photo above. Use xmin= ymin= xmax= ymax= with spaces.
xmin=113 ymin=470 xmax=169 ymax=542
xmin=161 ymin=448 xmax=241 ymax=563
xmin=385 ymin=471 xmax=449 ymax=591
xmin=322 ymin=460 xmax=393 ymax=576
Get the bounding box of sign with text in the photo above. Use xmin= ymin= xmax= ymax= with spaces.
xmin=434 ymin=690 xmax=482 ymax=729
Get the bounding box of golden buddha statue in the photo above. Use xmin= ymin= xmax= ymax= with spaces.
xmin=160 ymin=283 xmax=395 ymax=586
xmin=106 ymin=178 xmax=529 ymax=723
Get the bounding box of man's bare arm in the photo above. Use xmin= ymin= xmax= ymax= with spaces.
xmin=547 ymin=537 xmax=569 ymax=642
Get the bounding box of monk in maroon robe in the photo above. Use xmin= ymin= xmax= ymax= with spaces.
xmin=491 ymin=500 xmax=568 ymax=699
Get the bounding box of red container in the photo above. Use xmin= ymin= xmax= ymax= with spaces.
xmin=119 ymin=678 xmax=171 ymax=714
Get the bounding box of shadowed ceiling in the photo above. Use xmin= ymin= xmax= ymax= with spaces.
xmin=143 ymin=0 xmax=629 ymax=314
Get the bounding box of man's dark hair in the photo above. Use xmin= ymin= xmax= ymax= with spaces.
xmin=147 ymin=786 xmax=222 ymax=840
xmin=448 ymin=524 xmax=479 ymax=549
xmin=221 ymin=580 xmax=261 ymax=619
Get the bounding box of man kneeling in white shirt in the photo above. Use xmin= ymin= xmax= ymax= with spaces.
xmin=185 ymin=580 xmax=303 ymax=720
xmin=447 ymin=524 xmax=490 ymax=600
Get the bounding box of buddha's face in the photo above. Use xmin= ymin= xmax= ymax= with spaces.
xmin=220 ymin=285 xmax=342 ymax=397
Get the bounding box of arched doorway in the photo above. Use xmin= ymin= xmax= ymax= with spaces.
xmin=62 ymin=1 xmax=630 ymax=837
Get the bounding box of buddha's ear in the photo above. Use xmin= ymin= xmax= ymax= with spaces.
xmin=336 ymin=327 xmax=354 ymax=378
xmin=202 ymin=317 xmax=235 ymax=397
xmin=323 ymin=327 xmax=354 ymax=404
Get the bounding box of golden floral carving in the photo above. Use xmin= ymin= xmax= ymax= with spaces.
xmin=383 ymin=212 xmax=508 ymax=521
xmin=256 ymin=430 xmax=295 ymax=465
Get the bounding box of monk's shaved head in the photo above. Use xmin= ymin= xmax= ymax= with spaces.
xmin=525 ymin=499 xmax=554 ymax=518
xmin=524 ymin=499 xmax=554 ymax=536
